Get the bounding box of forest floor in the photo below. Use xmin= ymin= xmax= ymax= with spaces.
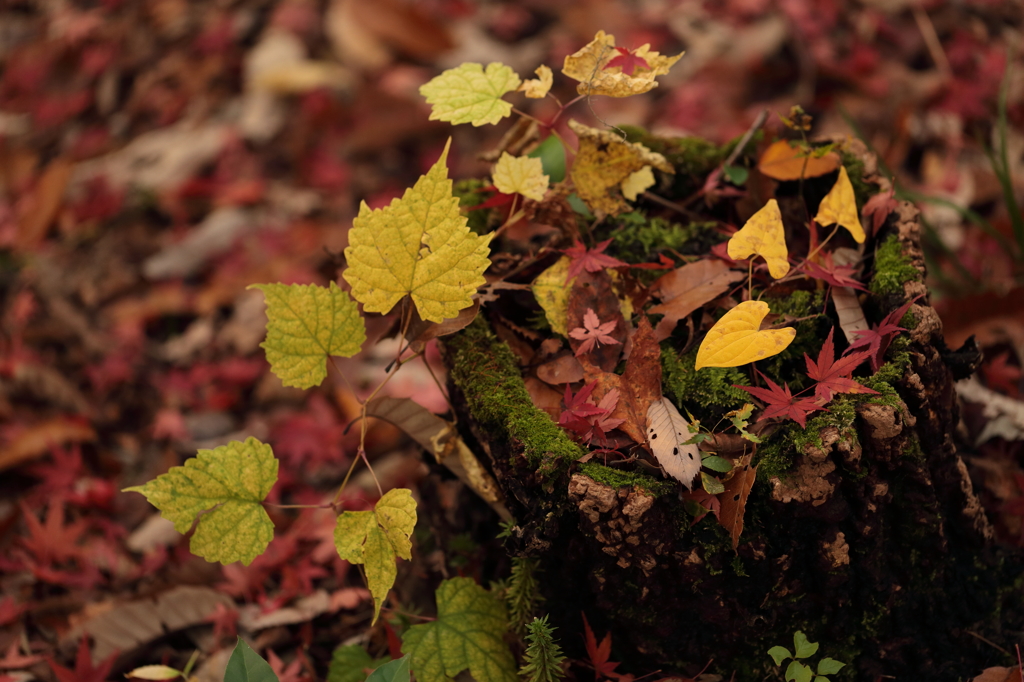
xmin=1 ymin=1 xmax=1023 ymax=681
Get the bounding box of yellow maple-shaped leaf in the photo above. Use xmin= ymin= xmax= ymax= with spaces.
xmin=419 ymin=62 xmax=521 ymax=127
xmin=568 ymin=119 xmax=674 ymax=216
xmin=727 ymin=199 xmax=790 ymax=279
xmin=518 ymin=65 xmax=553 ymax=99
xmin=621 ymin=166 xmax=655 ymax=201
xmin=250 ymin=281 xmax=365 ymax=389
xmin=334 ymin=488 xmax=417 ymax=624
xmin=814 ymin=166 xmax=865 ymax=243
xmin=562 ymin=30 xmax=683 ymax=98
xmin=695 ymin=300 xmax=796 ymax=370
xmin=343 ymin=139 xmax=492 ymax=323
xmin=493 ymin=152 xmax=549 ymax=202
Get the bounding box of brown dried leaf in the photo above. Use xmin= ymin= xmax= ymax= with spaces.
xmin=0 ymin=417 xmax=96 ymax=472
xmin=649 ymin=260 xmax=745 ymax=341
xmin=17 ymin=158 xmax=73 ymax=249
xmin=536 ymin=352 xmax=585 ymax=385
xmin=718 ymin=451 xmax=757 ymax=550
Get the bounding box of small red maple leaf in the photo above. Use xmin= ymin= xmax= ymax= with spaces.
xmin=862 ymin=186 xmax=898 ymax=236
xmin=847 ymin=296 xmax=921 ymax=372
xmin=804 ymin=329 xmax=879 ymax=402
xmin=205 ymin=603 xmax=238 ymax=642
xmin=558 ymin=383 xmax=624 ymax=444
xmin=735 ymin=372 xmax=825 ymax=428
xmin=570 ymin=309 xmax=622 ymax=357
xmin=0 ymin=640 xmax=44 ymax=670
xmin=563 ymin=239 xmax=628 ymax=282
xmin=582 ymin=612 xmax=633 ymax=682
xmin=48 ymin=637 xmax=117 ymax=682
xmin=18 ymin=499 xmax=89 ymax=567
xmin=604 ymin=47 xmax=650 ymax=76
xmin=588 ymin=389 xmax=626 ymax=442
xmin=801 ymin=252 xmax=867 ymax=291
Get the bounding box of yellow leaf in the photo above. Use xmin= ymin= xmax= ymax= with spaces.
xmin=419 ymin=62 xmax=521 ymax=127
xmin=695 ymin=300 xmax=795 ymax=370
xmin=562 ymin=30 xmax=683 ymax=98
xmin=531 ymin=256 xmax=573 ymax=336
xmin=757 ymin=140 xmax=840 ymax=181
xmin=334 ymin=488 xmax=417 ymax=624
xmin=343 ymin=139 xmax=492 ymax=323
xmin=568 ymin=119 xmax=673 ymax=216
xmin=518 ymin=65 xmax=553 ymax=99
xmin=815 ymin=166 xmax=865 ymax=243
xmin=727 ymin=199 xmax=790 ymax=279
xmin=621 ymin=166 xmax=654 ymax=201
xmin=492 ymin=152 xmax=549 ymax=202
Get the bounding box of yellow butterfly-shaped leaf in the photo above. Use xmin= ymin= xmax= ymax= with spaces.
xmin=518 ymin=65 xmax=553 ymax=99
xmin=815 ymin=166 xmax=865 ymax=243
xmin=695 ymin=300 xmax=795 ymax=370
xmin=727 ymin=199 xmax=790 ymax=279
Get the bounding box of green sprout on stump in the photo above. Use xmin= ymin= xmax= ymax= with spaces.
xmin=768 ymin=631 xmax=846 ymax=682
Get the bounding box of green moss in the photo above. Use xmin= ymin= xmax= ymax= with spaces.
xmin=453 ymin=178 xmax=498 ymax=235
xmin=755 ymin=397 xmax=858 ymax=479
xmin=577 ymin=462 xmax=673 ymax=496
xmin=838 ymin=149 xmax=872 ymax=206
xmin=869 ymin=235 xmax=919 ymax=296
xmin=604 ymin=213 xmax=723 ymax=262
xmin=619 ymin=126 xmax=743 ymax=200
xmin=446 ymin=318 xmax=584 ymax=466
xmin=661 ymin=346 xmax=749 ymax=423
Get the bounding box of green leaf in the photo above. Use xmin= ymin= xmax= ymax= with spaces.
xmin=327 ymin=646 xmax=387 ymax=682
xmin=701 ymin=471 xmax=725 ymax=495
xmin=793 ymin=631 xmax=819 ymax=659
xmin=813 ymin=677 xmax=829 ymax=682
xmin=493 ymin=153 xmax=548 ymax=202
xmin=723 ymin=165 xmax=748 ymax=185
xmin=123 ymin=438 xmax=277 ymax=565
xmin=224 ymin=639 xmax=279 ymax=682
xmin=343 ymin=139 xmax=492 ymax=323
xmin=785 ymin=661 xmax=812 ymax=682
xmin=401 ymin=577 xmax=517 ymax=682
xmin=250 ymin=282 xmax=365 ymax=389
xmin=334 ymin=489 xmax=417 ymax=624
xmin=701 ymin=455 xmax=733 ymax=473
xmin=366 ymin=656 xmax=411 ymax=682
xmin=767 ymin=646 xmax=792 ymax=666
xmin=419 ymin=63 xmax=520 ymax=127
xmin=528 ymin=135 xmax=566 ymax=183
xmin=816 ymin=658 xmax=845 ymax=675
xmin=727 ymin=403 xmax=761 ymax=443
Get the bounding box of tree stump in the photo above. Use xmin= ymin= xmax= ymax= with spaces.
xmin=435 ymin=139 xmax=1021 ymax=680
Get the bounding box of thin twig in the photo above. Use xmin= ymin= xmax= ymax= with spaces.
xmin=913 ymin=6 xmax=952 ymax=79
xmin=964 ymin=629 xmax=1011 ymax=656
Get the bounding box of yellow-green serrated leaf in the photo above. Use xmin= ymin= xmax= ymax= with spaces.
xmin=123 ymin=438 xmax=277 ymax=565
xmin=401 ymin=578 xmax=517 ymax=682
xmin=333 ymin=489 xmax=418 ymax=623
xmin=343 ymin=140 xmax=492 ymax=323
xmin=531 ymin=256 xmax=573 ymax=336
xmin=492 ymin=152 xmax=548 ymax=202
xmin=250 ymin=281 xmax=365 ymax=389
xmin=419 ymin=63 xmax=521 ymax=127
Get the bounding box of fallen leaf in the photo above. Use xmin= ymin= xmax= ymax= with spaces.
xmin=567 ymin=269 xmax=628 ymax=372
xmin=646 ymin=397 xmax=701 ymax=489
xmin=804 ymin=329 xmax=877 ymax=402
xmin=649 ymin=259 xmax=745 ymax=341
xmin=492 ymin=152 xmax=548 ymax=202
xmin=570 ymin=308 xmax=622 ymax=357
xmin=695 ymin=301 xmax=796 ymax=370
xmin=17 ymin=158 xmax=73 ymax=249
xmin=831 ymin=286 xmax=869 ymax=344
xmin=718 ymin=452 xmax=757 ymax=550
xmin=562 ymin=30 xmax=683 ymax=98
xmin=815 ymin=166 xmax=865 ymax=243
xmin=727 ymin=199 xmax=790 ymax=279
xmin=532 ymin=256 xmax=574 ymax=336
xmin=518 ymin=65 xmax=553 ymax=99
xmin=0 ymin=417 xmax=96 ymax=473
xmin=620 ymin=166 xmax=654 ymax=201
xmin=563 ymin=239 xmax=628 ymax=283
xmin=757 ymin=140 xmax=840 ymax=181
xmin=735 ymin=372 xmax=824 ymax=428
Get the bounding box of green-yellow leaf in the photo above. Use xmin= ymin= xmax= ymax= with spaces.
xmin=518 ymin=65 xmax=552 ymax=99
xmin=695 ymin=300 xmax=795 ymax=370
xmin=419 ymin=63 xmax=521 ymax=127
xmin=621 ymin=166 xmax=654 ymax=201
xmin=343 ymin=139 xmax=492 ymax=323
xmin=492 ymin=152 xmax=549 ymax=202
xmin=334 ymin=488 xmax=417 ymax=624
xmin=531 ymin=257 xmax=574 ymax=336
xmin=250 ymin=281 xmax=365 ymax=389
xmin=123 ymin=438 xmax=277 ymax=566
xmin=401 ymin=577 xmax=517 ymax=682
xmin=328 ymin=646 xmax=388 ymax=682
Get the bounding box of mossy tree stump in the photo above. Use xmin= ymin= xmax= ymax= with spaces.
xmin=433 ymin=139 xmax=1020 ymax=680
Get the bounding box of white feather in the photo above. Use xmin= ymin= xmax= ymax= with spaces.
xmin=646 ymin=397 xmax=701 ymax=489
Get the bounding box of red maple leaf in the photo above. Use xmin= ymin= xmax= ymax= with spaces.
xmin=558 ymin=383 xmax=624 ymax=444
xmin=205 ymin=603 xmax=238 ymax=642
xmin=847 ymin=296 xmax=921 ymax=371
xmin=563 ymin=239 xmax=628 ymax=282
xmin=735 ymin=372 xmax=825 ymax=428
xmin=862 ymin=187 xmax=899 ymax=236
xmin=582 ymin=612 xmax=633 ymax=682
xmin=0 ymin=640 xmax=44 ymax=670
xmin=982 ymin=351 xmax=1022 ymax=398
xmin=48 ymin=637 xmax=117 ymax=682
xmin=569 ymin=309 xmax=622 ymax=357
xmin=18 ymin=499 xmax=89 ymax=567
xmin=804 ymin=329 xmax=879 ymax=402
xmin=588 ymin=389 xmax=626 ymax=442
xmin=267 ymin=650 xmax=312 ymax=682
xmin=604 ymin=47 xmax=650 ymax=76
xmin=0 ymin=598 xmax=26 ymax=628
xmin=801 ymin=252 xmax=867 ymax=291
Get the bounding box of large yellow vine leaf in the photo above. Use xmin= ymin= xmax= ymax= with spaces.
xmin=568 ymin=119 xmax=674 ymax=216
xmin=492 ymin=152 xmax=549 ymax=202
xmin=695 ymin=300 xmax=795 ymax=370
xmin=250 ymin=282 xmax=365 ymax=389
xmin=562 ymin=30 xmax=683 ymax=98
xmin=419 ymin=62 xmax=521 ymax=126
xmin=815 ymin=166 xmax=865 ymax=243
xmin=334 ymin=488 xmax=417 ymax=624
xmin=727 ymin=199 xmax=790 ymax=279
xmin=343 ymin=139 xmax=492 ymax=323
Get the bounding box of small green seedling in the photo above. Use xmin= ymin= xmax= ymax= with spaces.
xmin=767 ymin=631 xmax=845 ymax=682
